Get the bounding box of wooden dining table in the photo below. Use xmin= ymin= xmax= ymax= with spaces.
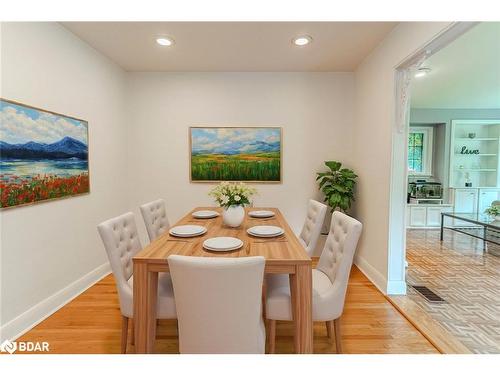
xmin=133 ymin=206 xmax=313 ymax=353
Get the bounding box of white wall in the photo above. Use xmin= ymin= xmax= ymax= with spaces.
xmin=125 ymin=72 xmax=355 ymax=242
xmin=351 ymin=22 xmax=453 ymax=293
xmin=433 ymin=123 xmax=447 ymax=192
xmin=0 ymin=22 xmax=128 ymax=339
xmin=410 ymin=108 xmax=500 ymax=123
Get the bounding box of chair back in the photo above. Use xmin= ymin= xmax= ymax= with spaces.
xmin=299 ymin=199 xmax=327 ymax=256
xmin=140 ymin=199 xmax=170 ymax=242
xmin=168 ymin=255 xmax=266 ymax=354
xmin=97 ymin=212 xmax=142 ymax=316
xmin=316 ymin=211 xmax=362 ymax=313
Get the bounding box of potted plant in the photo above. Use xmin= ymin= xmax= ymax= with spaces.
xmin=209 ymin=182 xmax=257 ymax=227
xmin=316 ymin=160 xmax=357 ymax=219
xmin=485 ymin=205 xmax=500 ymax=221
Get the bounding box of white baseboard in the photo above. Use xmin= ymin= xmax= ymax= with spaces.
xmin=0 ymin=262 xmax=111 ymax=341
xmin=354 ymin=255 xmax=387 ymax=295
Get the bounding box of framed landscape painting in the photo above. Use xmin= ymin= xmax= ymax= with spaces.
xmin=190 ymin=127 xmax=282 ymax=182
xmin=0 ymin=99 xmax=89 ymax=209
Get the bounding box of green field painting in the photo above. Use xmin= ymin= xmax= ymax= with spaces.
xmin=190 ymin=127 xmax=281 ymax=182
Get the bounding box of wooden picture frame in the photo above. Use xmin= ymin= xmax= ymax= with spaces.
xmin=189 ymin=126 xmax=282 ymax=183
xmin=0 ymin=98 xmax=90 ymax=209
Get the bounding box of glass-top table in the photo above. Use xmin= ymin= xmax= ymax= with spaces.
xmin=440 ymin=212 xmax=500 ymax=251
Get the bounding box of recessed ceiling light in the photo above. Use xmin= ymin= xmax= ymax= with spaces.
xmin=415 ymin=67 xmax=431 ymax=78
xmin=156 ymin=37 xmax=174 ymax=46
xmin=292 ymin=35 xmax=312 ymax=46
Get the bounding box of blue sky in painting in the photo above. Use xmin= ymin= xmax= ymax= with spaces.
xmin=0 ymin=100 xmax=88 ymax=145
xmin=191 ymin=128 xmax=280 ymax=155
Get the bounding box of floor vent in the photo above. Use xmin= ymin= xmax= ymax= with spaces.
xmin=411 ymin=285 xmax=446 ymax=303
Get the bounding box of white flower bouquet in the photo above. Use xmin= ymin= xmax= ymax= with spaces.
xmin=208 ymin=182 xmax=257 ymax=208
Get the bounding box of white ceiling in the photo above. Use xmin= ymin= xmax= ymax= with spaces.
xmin=62 ymin=22 xmax=397 ymax=72
xmin=411 ymin=22 xmax=500 ymax=109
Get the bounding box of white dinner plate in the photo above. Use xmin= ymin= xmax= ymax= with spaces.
xmin=203 ymin=237 xmax=243 ymax=252
xmin=248 ymin=210 xmax=275 ymax=218
xmin=169 ymin=225 xmax=207 ymax=237
xmin=192 ymin=210 xmax=219 ymax=219
xmin=247 ymin=225 xmax=284 ymax=238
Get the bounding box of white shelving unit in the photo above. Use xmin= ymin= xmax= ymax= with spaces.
xmin=449 ymin=120 xmax=500 ymax=188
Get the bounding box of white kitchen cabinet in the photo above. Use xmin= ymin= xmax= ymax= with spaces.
xmin=427 ymin=206 xmax=448 ymax=226
xmin=478 ymin=189 xmax=500 ymax=213
xmin=406 ymin=204 xmax=453 ymax=228
xmin=454 ymin=189 xmax=478 ymax=213
xmin=450 ymin=188 xmax=500 ymax=214
xmin=409 ymin=206 xmax=427 ymax=227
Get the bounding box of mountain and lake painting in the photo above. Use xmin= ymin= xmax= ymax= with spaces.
xmin=190 ymin=127 xmax=281 ymax=182
xmin=0 ymin=99 xmax=89 ymax=208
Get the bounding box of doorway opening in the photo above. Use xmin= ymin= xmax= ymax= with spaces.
xmin=389 ymin=22 xmax=500 ymax=353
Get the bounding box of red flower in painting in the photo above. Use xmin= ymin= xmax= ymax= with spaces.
xmin=0 ymin=174 xmax=89 ymax=208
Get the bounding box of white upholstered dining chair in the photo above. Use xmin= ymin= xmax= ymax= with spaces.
xmin=140 ymin=199 xmax=170 ymax=242
xmin=168 ymin=255 xmax=266 ymax=354
xmin=266 ymin=211 xmax=362 ymax=353
xmin=298 ymin=199 xmax=327 ymax=256
xmin=98 ymin=212 xmax=176 ymax=353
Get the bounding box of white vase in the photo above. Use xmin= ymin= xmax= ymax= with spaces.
xmin=223 ymin=205 xmax=245 ymax=228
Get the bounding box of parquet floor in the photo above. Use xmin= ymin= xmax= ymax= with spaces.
xmin=17 ymin=265 xmax=438 ymax=354
xmin=406 ymin=229 xmax=500 ymax=354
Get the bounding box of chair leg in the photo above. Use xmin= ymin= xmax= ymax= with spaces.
xmin=326 ymin=320 xmax=333 ymax=341
xmin=262 ymin=281 xmax=267 ymax=319
xmin=333 ymin=318 xmax=342 ymax=354
xmin=268 ymin=320 xmax=276 ymax=354
xmin=130 ymin=318 xmax=134 ymax=346
xmin=121 ymin=316 xmax=129 ymax=354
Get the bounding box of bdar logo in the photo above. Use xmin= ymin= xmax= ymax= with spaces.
xmin=0 ymin=340 xmax=17 ymax=354
xmin=0 ymin=339 xmax=49 ymax=353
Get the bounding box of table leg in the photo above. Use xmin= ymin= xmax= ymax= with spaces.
xmin=440 ymin=214 xmax=444 ymax=241
xmin=289 ymin=264 xmax=313 ymax=353
xmin=483 ymin=226 xmax=487 ymax=252
xmin=133 ymin=262 xmax=158 ymax=353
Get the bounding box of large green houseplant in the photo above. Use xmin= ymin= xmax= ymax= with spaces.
xmin=316 ymin=161 xmax=357 ymax=212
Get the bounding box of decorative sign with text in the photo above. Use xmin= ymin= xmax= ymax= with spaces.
xmin=460 ymin=146 xmax=480 ymax=155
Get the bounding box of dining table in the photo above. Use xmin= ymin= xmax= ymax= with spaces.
xmin=132 ymin=206 xmax=313 ymax=353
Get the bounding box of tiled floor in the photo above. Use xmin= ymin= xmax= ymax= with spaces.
xmin=406 ymin=229 xmax=500 ymax=353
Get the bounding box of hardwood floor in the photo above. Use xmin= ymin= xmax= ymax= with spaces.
xmin=17 ymin=266 xmax=438 ymax=354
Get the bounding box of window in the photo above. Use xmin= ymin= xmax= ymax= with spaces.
xmin=408 ymin=132 xmax=424 ymax=172
xmin=408 ymin=127 xmax=433 ymax=175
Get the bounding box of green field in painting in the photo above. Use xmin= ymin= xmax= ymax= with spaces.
xmin=191 ymin=152 xmax=280 ymax=181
